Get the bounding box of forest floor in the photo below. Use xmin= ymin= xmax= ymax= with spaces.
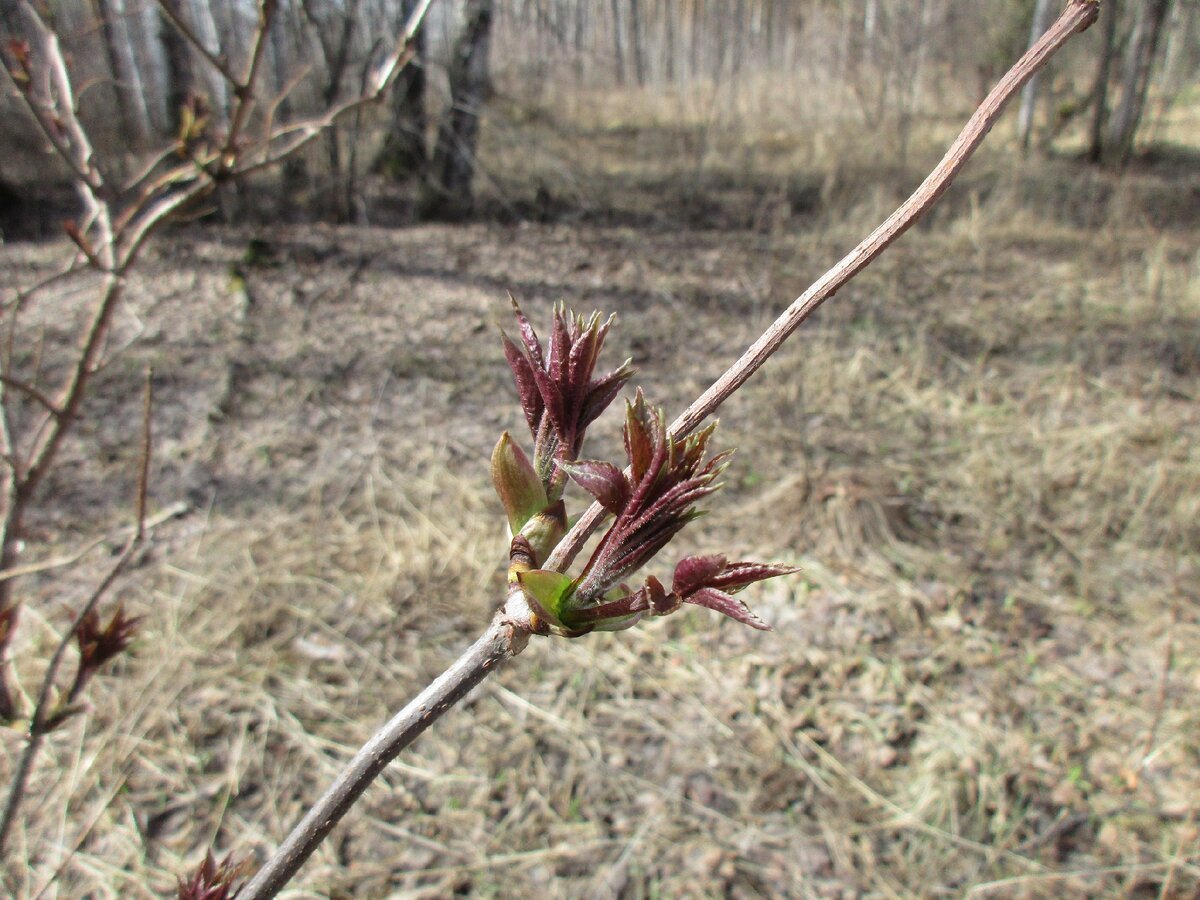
xmin=2 ymin=99 xmax=1199 ymax=897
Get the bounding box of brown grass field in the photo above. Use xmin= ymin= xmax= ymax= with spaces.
xmin=2 ymin=85 xmax=1199 ymax=897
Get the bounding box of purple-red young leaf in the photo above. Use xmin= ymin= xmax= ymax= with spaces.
xmin=76 ymin=604 xmax=140 ymax=672
xmin=623 ymin=391 xmax=657 ymax=482
xmin=549 ymin=307 xmax=570 ymax=387
xmin=579 ymin=360 xmax=634 ymax=431
xmin=528 ymin=354 xmax=565 ymax=434
xmin=501 ymin=332 xmax=543 ymax=436
xmin=566 ymin=590 xmax=650 ymax=624
xmin=589 ymin=611 xmax=646 ymax=632
xmin=509 ymin=294 xmax=544 ymax=369
xmin=708 ymin=561 xmax=802 ymax=594
xmin=176 ymin=851 xmax=246 ymax=900
xmin=559 ymin=459 xmax=629 ymax=514
xmin=685 ymin=587 xmax=772 ymax=631
xmin=672 ymin=554 xmax=728 ymax=597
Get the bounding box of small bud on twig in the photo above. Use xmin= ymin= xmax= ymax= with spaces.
xmin=177 ymin=850 xmax=247 ymax=900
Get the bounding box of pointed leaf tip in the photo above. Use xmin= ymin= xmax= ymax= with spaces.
xmin=710 ymin=561 xmax=801 ymax=593
xmin=686 ymin=587 xmax=773 ymax=631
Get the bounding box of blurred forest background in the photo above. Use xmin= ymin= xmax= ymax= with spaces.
xmin=2 ymin=1 xmax=1200 ymax=897
xmin=2 ymin=0 xmax=1197 ymax=230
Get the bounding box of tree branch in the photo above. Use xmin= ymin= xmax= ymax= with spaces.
xmin=0 ymin=369 xmax=154 ymax=856
xmin=545 ymin=0 xmax=1101 ymax=573
xmin=0 ymin=533 xmax=139 ymax=855
xmin=221 ymin=0 xmax=277 ymax=164
xmin=0 ymin=375 xmax=60 ymax=418
xmin=239 ymin=605 xmax=531 ymax=899
xmin=153 ymin=0 xmax=238 ymax=84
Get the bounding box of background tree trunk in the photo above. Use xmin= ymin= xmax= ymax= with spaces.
xmin=1106 ymin=0 xmax=1170 ymax=165
xmin=630 ymin=0 xmax=647 ymax=87
xmin=1017 ymin=0 xmax=1054 ymax=153
xmin=424 ymin=0 xmax=494 ymax=220
xmin=610 ymin=0 xmax=626 ymax=86
xmin=93 ymin=0 xmax=154 ymax=148
xmin=1086 ymin=0 xmax=1118 ymax=162
xmin=157 ymin=0 xmax=198 ymax=136
xmin=376 ymin=0 xmax=428 ymax=180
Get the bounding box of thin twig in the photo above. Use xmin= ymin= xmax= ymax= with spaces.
xmin=0 ymin=260 xmax=88 ymax=316
xmin=21 ymin=274 xmax=125 ymax=503
xmin=239 ymin=610 xmax=531 ymax=900
xmin=229 ymin=0 xmax=432 ymax=177
xmin=0 ymin=368 xmax=157 ymax=855
xmin=545 ymin=0 xmax=1101 ymax=574
xmin=0 ymin=503 xmax=185 ymax=585
xmin=221 ymin=0 xmax=277 ymax=164
xmin=0 ymin=536 xmax=140 ymax=856
xmin=0 ymin=375 xmax=60 ymax=418
xmin=13 ymin=4 xmax=114 ymax=268
xmin=117 ymin=179 xmax=212 ymax=268
xmin=153 ymin=0 xmax=238 ymax=84
xmin=135 ymin=368 xmax=152 ymax=540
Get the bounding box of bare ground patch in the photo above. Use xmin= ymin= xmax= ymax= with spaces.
xmin=1 ymin=163 xmax=1198 ymax=897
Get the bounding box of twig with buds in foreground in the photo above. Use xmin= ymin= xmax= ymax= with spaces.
xmin=237 ymin=4 xmax=1101 ymax=898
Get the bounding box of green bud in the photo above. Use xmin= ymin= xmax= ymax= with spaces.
xmin=517 ymin=568 xmax=576 ymax=629
xmin=517 ymin=499 xmax=566 ymax=567
xmin=491 ymin=432 xmax=548 ymax=534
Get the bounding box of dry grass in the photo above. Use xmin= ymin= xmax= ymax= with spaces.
xmin=2 ymin=92 xmax=1199 ymax=898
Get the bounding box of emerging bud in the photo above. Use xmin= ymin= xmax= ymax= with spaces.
xmin=491 ymin=431 xmax=548 ymax=534
xmin=570 ymin=390 xmax=729 ymax=604
xmin=177 ymin=851 xmax=247 ymax=900
xmin=516 ymin=499 xmax=567 ymax=568
xmin=493 ymin=303 xmax=798 ymax=637
xmin=76 ymin=604 xmax=140 ymax=676
xmin=45 ymin=603 xmax=144 ymax=728
xmin=501 ymin=296 xmax=633 ymax=495
xmin=516 ymin=568 xmax=577 ymax=633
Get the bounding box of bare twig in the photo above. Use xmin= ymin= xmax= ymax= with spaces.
xmin=242 ymin=4 xmax=1100 ymax=896
xmin=239 ymin=609 xmax=531 ymax=900
xmin=546 ymin=0 xmax=1101 ymax=574
xmin=153 ymin=0 xmax=238 ymax=84
xmin=0 ymin=260 xmax=88 ymax=316
xmin=0 ymin=370 xmax=155 ymax=856
xmin=224 ymin=0 xmax=433 ymax=177
xmin=0 ymin=0 xmax=439 ymax=870
xmin=0 ymin=503 xmax=185 ymax=585
xmin=221 ymin=0 xmax=278 ymax=164
xmin=20 ymin=274 xmax=124 ymax=502
xmin=1138 ymin=604 xmax=1179 ymax=772
xmin=135 ymin=368 xmax=152 ymax=540
xmin=0 ymin=375 xmax=60 ymax=418
xmin=0 ymin=536 xmax=139 ymax=854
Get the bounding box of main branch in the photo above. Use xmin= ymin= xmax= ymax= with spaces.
xmin=239 ymin=603 xmax=532 ymax=899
